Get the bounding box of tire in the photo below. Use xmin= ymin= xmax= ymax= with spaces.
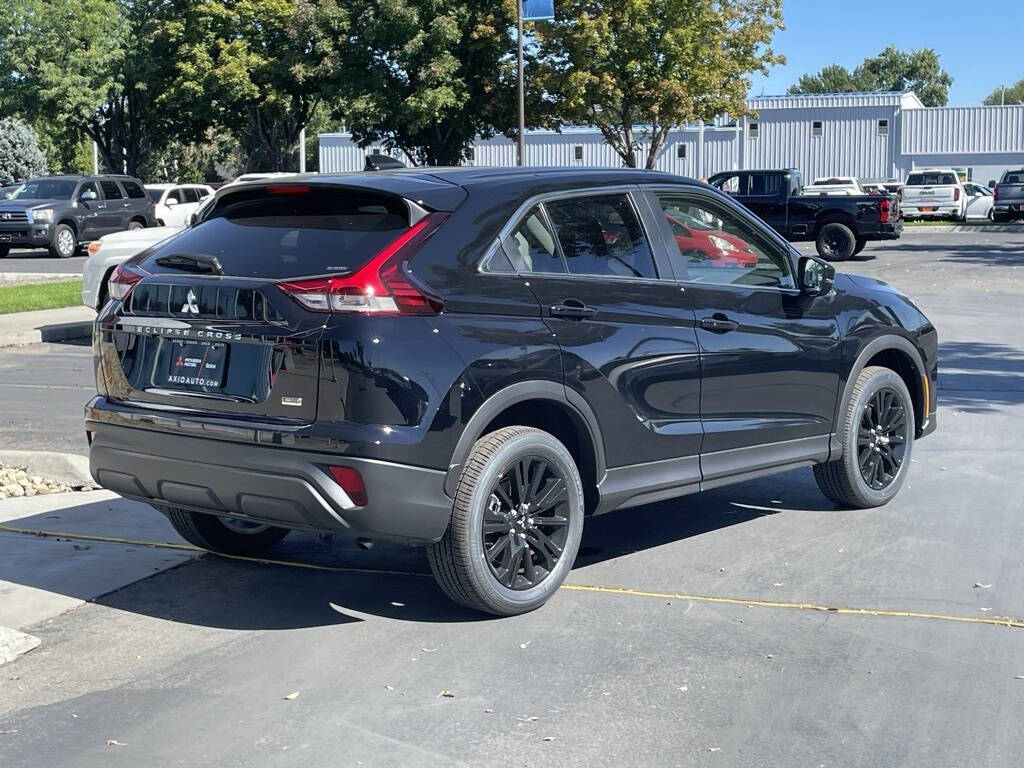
xmin=162 ymin=506 xmax=289 ymax=556
xmin=813 ymin=366 xmax=915 ymax=509
xmin=852 ymin=237 xmax=867 ymax=257
xmin=127 ymin=219 xmax=144 ymax=230
xmin=428 ymin=426 xmax=585 ymax=616
xmin=0 ymin=245 xmax=9 ymax=258
xmin=993 ymin=212 xmax=1009 ymax=223
xmin=49 ymin=223 xmax=77 ymax=258
xmin=815 ymin=222 xmax=856 ymax=261
xmin=987 ymin=208 xmax=994 ymax=222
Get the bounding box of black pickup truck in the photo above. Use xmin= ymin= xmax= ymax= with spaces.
xmin=707 ymin=169 xmax=902 ymax=260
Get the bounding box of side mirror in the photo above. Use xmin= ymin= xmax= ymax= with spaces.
xmin=165 ymin=197 xmax=178 ymax=207
xmin=80 ymin=189 xmax=97 ymax=202
xmin=799 ymin=256 xmax=835 ymax=297
xmin=988 ymin=180 xmax=997 ymax=188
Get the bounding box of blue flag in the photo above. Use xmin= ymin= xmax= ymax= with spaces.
xmin=522 ymin=0 xmax=554 ymax=21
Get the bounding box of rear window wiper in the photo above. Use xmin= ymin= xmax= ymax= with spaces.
xmin=154 ymin=252 xmax=224 ymax=275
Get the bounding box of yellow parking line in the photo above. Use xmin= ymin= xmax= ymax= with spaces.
xmin=3 ymin=522 xmax=1022 ymax=629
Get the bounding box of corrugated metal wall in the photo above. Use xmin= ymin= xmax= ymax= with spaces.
xmin=745 ymin=105 xmax=896 ymax=181
xmin=318 ymin=96 xmax=1024 ymax=183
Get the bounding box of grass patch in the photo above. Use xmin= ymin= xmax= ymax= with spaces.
xmin=0 ymin=280 xmax=83 ymax=315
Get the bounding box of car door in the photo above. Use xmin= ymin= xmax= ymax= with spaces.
xmin=98 ymin=180 xmax=129 ymax=233
xmin=74 ymin=181 xmax=103 ymax=240
xmin=121 ymin=179 xmax=150 ymax=223
xmin=643 ymin=187 xmax=842 ymax=484
xmin=161 ymin=187 xmax=186 ymax=226
xmin=497 ymin=189 xmax=703 ymax=496
xmin=964 ymin=184 xmax=993 ymax=220
xmin=740 ymin=173 xmax=790 ymax=233
xmin=181 ymin=187 xmax=204 ymax=224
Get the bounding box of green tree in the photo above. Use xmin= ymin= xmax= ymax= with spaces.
xmin=303 ymin=0 xmax=523 ymax=166
xmin=0 ymin=118 xmax=48 ymax=184
xmin=788 ymin=46 xmax=953 ymax=107
xmin=161 ymin=0 xmax=327 ymax=172
xmin=0 ymin=0 xmax=181 ymax=176
xmin=536 ymin=0 xmax=784 ymax=169
xmin=983 ymin=79 xmax=1024 ymax=106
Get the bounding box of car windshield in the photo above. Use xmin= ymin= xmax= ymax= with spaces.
xmin=8 ymin=179 xmax=77 ymax=200
xmin=146 ymin=187 xmax=166 ymax=203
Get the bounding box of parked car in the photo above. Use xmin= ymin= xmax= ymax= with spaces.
xmin=992 ymin=169 xmax=1024 ymax=222
xmin=707 ymin=169 xmax=902 ymax=260
xmin=0 ymin=174 xmax=155 ymax=258
xmin=899 ymin=169 xmax=966 ymax=221
xmin=82 ymin=225 xmax=183 ymax=309
xmin=88 ymin=168 xmax=938 ymax=616
xmin=962 ymin=182 xmax=995 ymax=221
xmin=146 ymin=183 xmax=214 ymax=227
xmin=804 ymin=177 xmax=866 ymax=196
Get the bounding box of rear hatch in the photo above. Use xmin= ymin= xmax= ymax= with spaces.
xmin=901 ymin=171 xmax=960 ymax=211
xmin=96 ymin=182 xmax=449 ymax=424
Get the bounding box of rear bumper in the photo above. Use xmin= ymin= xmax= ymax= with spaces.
xmin=87 ymin=420 xmax=453 ymax=545
xmin=901 ymin=204 xmax=961 ymax=219
xmin=993 ymin=204 xmax=1024 ymax=218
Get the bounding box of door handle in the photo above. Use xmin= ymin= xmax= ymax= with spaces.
xmin=550 ymin=299 xmax=598 ymax=320
xmin=700 ymin=316 xmax=739 ymax=333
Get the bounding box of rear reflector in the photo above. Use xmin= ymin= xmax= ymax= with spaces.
xmin=278 ymin=212 xmax=448 ymax=315
xmin=108 ymin=262 xmax=147 ymax=301
xmin=328 ymin=466 xmax=368 ymax=506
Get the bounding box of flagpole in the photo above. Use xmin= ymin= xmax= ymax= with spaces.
xmin=517 ymin=0 xmax=525 ymax=166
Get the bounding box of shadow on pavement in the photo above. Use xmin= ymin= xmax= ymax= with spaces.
xmin=3 ymin=468 xmax=839 ymax=629
xmin=939 ymin=340 xmax=1024 ymax=409
xmin=885 ymin=241 xmax=1024 ymax=267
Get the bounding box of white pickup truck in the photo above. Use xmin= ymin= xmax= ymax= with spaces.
xmin=900 ymin=169 xmax=966 ymax=221
xmin=803 ymin=176 xmax=866 ymax=196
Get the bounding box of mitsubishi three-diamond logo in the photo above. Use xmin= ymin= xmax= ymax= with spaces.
xmin=180 ymin=289 xmax=199 ymax=314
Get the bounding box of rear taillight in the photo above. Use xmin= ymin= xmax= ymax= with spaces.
xmin=880 ymin=198 xmax=891 ymax=223
xmin=278 ymin=212 xmax=448 ymax=315
xmin=994 ymin=185 xmax=999 ymax=201
xmin=953 ymin=187 xmax=960 ymax=201
xmin=897 ymin=187 xmax=902 ymax=201
xmin=87 ymin=241 xmax=102 ymax=256
xmin=328 ymin=465 xmax=367 ymax=506
xmin=108 ymin=263 xmax=146 ymax=301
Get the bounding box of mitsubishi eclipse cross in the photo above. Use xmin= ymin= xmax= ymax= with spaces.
xmin=86 ymin=168 xmax=938 ymax=615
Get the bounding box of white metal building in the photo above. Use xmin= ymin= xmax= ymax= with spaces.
xmin=319 ymin=92 xmax=1024 ymax=185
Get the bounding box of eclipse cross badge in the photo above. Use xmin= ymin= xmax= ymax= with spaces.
xmin=181 ymin=289 xmax=199 ymax=315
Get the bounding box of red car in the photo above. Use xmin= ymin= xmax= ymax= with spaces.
xmin=665 ymin=212 xmax=759 ymax=268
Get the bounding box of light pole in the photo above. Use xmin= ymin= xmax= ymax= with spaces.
xmin=516 ymin=0 xmax=525 ymax=166
xmin=1000 ymin=84 xmax=1007 ymax=106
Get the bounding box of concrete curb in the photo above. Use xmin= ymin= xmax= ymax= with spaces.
xmin=0 ymin=306 xmax=94 ymax=348
xmin=0 ymin=625 xmax=41 ymax=666
xmin=0 ymin=451 xmax=94 ymax=488
xmin=904 ymin=224 xmax=1024 ymax=233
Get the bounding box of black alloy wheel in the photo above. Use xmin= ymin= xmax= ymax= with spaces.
xmin=482 ymin=456 xmax=570 ymax=590
xmin=857 ymin=387 xmax=908 ymax=490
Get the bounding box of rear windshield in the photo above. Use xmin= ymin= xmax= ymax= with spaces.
xmin=906 ymin=172 xmax=956 ymax=186
xmin=1001 ymin=172 xmax=1024 ymax=185
xmin=141 ymin=188 xmax=411 ymax=279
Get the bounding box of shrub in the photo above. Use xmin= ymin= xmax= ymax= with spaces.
xmin=0 ymin=117 xmax=48 ymax=186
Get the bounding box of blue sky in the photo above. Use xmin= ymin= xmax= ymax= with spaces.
xmin=748 ymin=0 xmax=1022 ymax=105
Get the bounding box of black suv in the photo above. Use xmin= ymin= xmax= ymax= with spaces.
xmin=87 ymin=169 xmax=938 ymax=615
xmin=0 ymin=174 xmax=155 ymax=258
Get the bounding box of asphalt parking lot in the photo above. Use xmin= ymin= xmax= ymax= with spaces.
xmin=1 ymin=248 xmax=86 ymax=274
xmin=1 ymin=231 xmax=1023 ymax=767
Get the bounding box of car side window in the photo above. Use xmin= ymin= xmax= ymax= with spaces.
xmin=183 ymin=187 xmax=201 ymax=204
xmin=713 ymin=174 xmax=744 ymax=196
xmin=544 ymin=194 xmax=657 ymax=279
xmin=498 ymin=205 xmax=566 ymax=273
xmin=101 ymin=181 xmax=123 ymax=200
xmin=78 ymin=182 xmax=99 ymax=201
xmin=122 ymin=181 xmax=146 ymax=199
xmin=166 ymin=188 xmax=182 ymax=205
xmin=655 ymin=193 xmax=796 ymax=290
